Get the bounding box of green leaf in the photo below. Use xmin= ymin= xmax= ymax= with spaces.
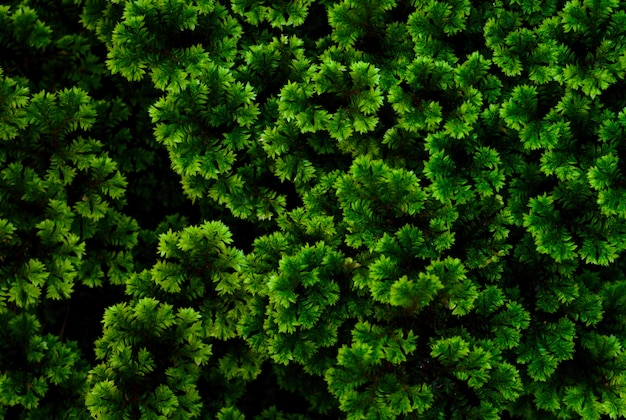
xmin=431 ymin=336 xmax=470 ymax=364
xmin=389 ymin=273 xmax=444 ymax=311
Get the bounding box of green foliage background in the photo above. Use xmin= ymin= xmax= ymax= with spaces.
xmin=1 ymin=0 xmax=626 ymax=418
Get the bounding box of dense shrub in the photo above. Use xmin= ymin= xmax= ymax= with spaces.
xmin=2 ymin=0 xmax=626 ymax=418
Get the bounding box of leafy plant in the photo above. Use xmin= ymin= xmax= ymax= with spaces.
xmin=2 ymin=0 xmax=626 ymax=418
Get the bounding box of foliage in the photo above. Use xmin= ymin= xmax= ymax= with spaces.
xmin=2 ymin=0 xmax=626 ymax=418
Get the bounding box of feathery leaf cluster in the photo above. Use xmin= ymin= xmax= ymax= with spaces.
xmin=2 ymin=0 xmax=626 ymax=419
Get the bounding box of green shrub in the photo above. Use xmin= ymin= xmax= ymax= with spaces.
xmin=2 ymin=0 xmax=626 ymax=418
